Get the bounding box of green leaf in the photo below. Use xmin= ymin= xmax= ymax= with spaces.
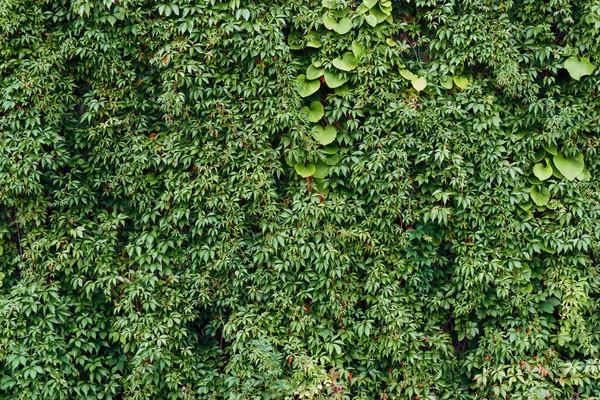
xmin=323 ymin=14 xmax=337 ymax=30
xmin=306 ymin=32 xmax=322 ymax=48
xmin=399 ymin=69 xmax=414 ymax=80
xmin=323 ymin=143 xmax=340 ymax=154
xmin=363 ymin=0 xmax=377 ymax=9
xmin=533 ymin=149 xmax=546 ymax=162
xmin=530 ymin=185 xmax=550 ymax=206
xmin=323 ymin=70 xmax=349 ymax=88
xmin=296 ymin=75 xmax=320 ymax=97
xmin=294 ymin=163 xmax=316 ymax=177
xmin=365 ymin=14 xmax=378 ymax=27
xmin=453 ymin=75 xmax=469 ymax=89
xmin=540 ymin=297 xmax=560 ymax=313
xmin=543 ymin=144 xmax=558 ymax=156
xmin=351 ymin=40 xmax=364 ymax=58
xmin=306 ymin=65 xmax=324 ymax=80
xmin=576 ymin=169 xmax=591 ymax=181
xmin=312 ymin=126 xmax=337 ymax=145
xmin=370 ymin=5 xmax=389 ymax=22
xmin=301 ymin=101 xmax=324 ymax=122
xmin=334 ymin=84 xmax=349 ymax=96
xmin=553 ymin=152 xmax=584 ymax=181
xmin=333 ymin=8 xmax=349 ymax=18
xmin=440 ymin=75 xmax=453 ymax=89
xmin=533 ymin=162 xmax=553 ymax=181
xmin=334 ymin=18 xmax=352 ymax=34
xmin=288 ymin=32 xmax=303 ymax=50
xmin=411 ymin=77 xmax=427 ymax=91
xmin=325 ymin=153 xmax=340 ymax=165
xmin=332 ymin=52 xmax=358 ymax=71
xmin=519 ymin=201 xmax=533 ymax=211
xmin=313 ymin=164 xmax=329 ymax=179
xmin=564 ymin=56 xmax=595 ymax=80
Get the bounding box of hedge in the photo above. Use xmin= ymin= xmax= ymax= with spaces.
xmin=1 ymin=0 xmax=600 ymax=398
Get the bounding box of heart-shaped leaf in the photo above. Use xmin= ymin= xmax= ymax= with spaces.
xmin=453 ymin=75 xmax=469 ymax=89
xmin=564 ymin=56 xmax=595 ymax=80
xmin=296 ymin=75 xmax=320 ymax=97
xmin=411 ymin=76 xmax=427 ymax=91
xmin=312 ymin=126 xmax=337 ymax=145
xmin=334 ymin=84 xmax=349 ymax=96
xmin=370 ymin=5 xmax=389 ymax=21
xmin=325 ymin=153 xmax=340 ymax=165
xmin=365 ymin=14 xmax=378 ymax=26
xmin=440 ymin=75 xmax=453 ymax=89
xmin=553 ymin=152 xmax=584 ymax=181
xmin=363 ymin=0 xmax=377 ymax=9
xmin=313 ymin=164 xmax=330 ymax=179
xmin=543 ymin=144 xmax=557 ymax=156
xmin=351 ymin=40 xmax=364 ymax=58
xmin=576 ymin=169 xmax=591 ymax=181
xmin=306 ymin=32 xmax=322 ymax=48
xmin=530 ymin=185 xmax=550 ymax=206
xmin=294 ymin=163 xmax=316 ymax=178
xmin=399 ymin=69 xmax=414 ymax=80
xmin=323 ymin=143 xmax=339 ymax=154
xmin=533 ymin=148 xmax=546 ymax=163
xmin=306 ymin=65 xmax=324 ymax=80
xmin=519 ymin=201 xmax=533 ymax=211
xmin=301 ymin=101 xmax=324 ymax=122
xmin=323 ymin=70 xmax=349 ymax=88
xmin=533 ymin=162 xmax=553 ymax=181
xmin=332 ymin=52 xmax=358 ymax=71
xmin=323 ymin=13 xmax=337 ymax=30
xmin=334 ymin=17 xmax=352 ymax=34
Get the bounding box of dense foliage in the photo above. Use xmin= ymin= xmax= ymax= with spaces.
xmin=1 ymin=0 xmax=600 ymax=398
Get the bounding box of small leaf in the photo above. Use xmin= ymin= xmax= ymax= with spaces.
xmin=411 ymin=77 xmax=427 ymax=91
xmin=323 ymin=70 xmax=349 ymax=88
xmin=576 ymin=169 xmax=591 ymax=181
xmin=440 ymin=75 xmax=453 ymax=89
xmin=553 ymin=152 xmax=584 ymax=181
xmin=296 ymin=75 xmax=320 ymax=97
xmin=332 ymin=52 xmax=358 ymax=71
xmin=540 ymin=297 xmax=560 ymax=313
xmin=530 ymin=185 xmax=550 ymax=206
xmin=533 ymin=162 xmax=553 ymax=181
xmin=533 ymin=148 xmax=546 ymax=162
xmin=312 ymin=126 xmax=337 ymax=145
xmin=334 ymin=17 xmax=352 ymax=34
xmin=453 ymin=75 xmax=469 ymax=89
xmin=294 ymin=163 xmax=316 ymax=177
xmin=564 ymin=56 xmax=595 ymax=80
xmin=313 ymin=164 xmax=329 ymax=179
xmin=301 ymin=101 xmax=324 ymax=122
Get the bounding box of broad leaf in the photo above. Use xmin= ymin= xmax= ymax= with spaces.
xmin=533 ymin=162 xmax=553 ymax=181
xmin=564 ymin=56 xmax=595 ymax=80
xmin=553 ymin=152 xmax=584 ymax=181
xmin=453 ymin=75 xmax=469 ymax=89
xmin=312 ymin=126 xmax=337 ymax=145
xmin=332 ymin=52 xmax=358 ymax=71
xmin=411 ymin=77 xmax=427 ymax=91
xmin=313 ymin=164 xmax=329 ymax=179
xmin=440 ymin=75 xmax=453 ymax=89
xmin=323 ymin=70 xmax=349 ymax=88
xmin=301 ymin=101 xmax=324 ymax=122
xmin=296 ymin=75 xmax=320 ymax=97
xmin=294 ymin=163 xmax=316 ymax=177
xmin=530 ymin=185 xmax=550 ymax=206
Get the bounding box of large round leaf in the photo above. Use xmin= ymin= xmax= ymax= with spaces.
xmin=325 ymin=153 xmax=340 ymax=165
xmin=313 ymin=164 xmax=329 ymax=179
xmin=533 ymin=162 xmax=553 ymax=181
xmin=530 ymin=185 xmax=550 ymax=206
xmin=301 ymin=101 xmax=324 ymax=122
xmin=323 ymin=143 xmax=339 ymax=154
xmin=332 ymin=52 xmax=358 ymax=71
xmin=440 ymin=75 xmax=453 ymax=89
xmin=306 ymin=64 xmax=324 ymax=80
xmin=294 ymin=163 xmax=316 ymax=178
xmin=334 ymin=18 xmax=352 ymax=34
xmin=296 ymin=74 xmax=320 ymax=97
xmin=312 ymin=126 xmax=337 ymax=145
xmin=453 ymin=75 xmax=469 ymax=89
xmin=364 ymin=14 xmax=378 ymax=27
xmin=564 ymin=56 xmax=595 ymax=81
xmin=323 ymin=14 xmax=337 ymax=30
xmin=553 ymin=152 xmax=584 ymax=181
xmin=399 ymin=69 xmax=414 ymax=80
xmin=323 ymin=70 xmax=349 ymax=88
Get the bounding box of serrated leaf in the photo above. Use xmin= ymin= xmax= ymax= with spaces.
xmin=323 ymin=70 xmax=349 ymax=88
xmin=301 ymin=101 xmax=324 ymax=122
xmin=533 ymin=162 xmax=553 ymax=181
xmin=296 ymin=75 xmax=320 ymax=97
xmin=294 ymin=163 xmax=316 ymax=177
xmin=553 ymin=152 xmax=584 ymax=181
xmin=411 ymin=77 xmax=427 ymax=91
xmin=332 ymin=52 xmax=358 ymax=71
xmin=530 ymin=185 xmax=550 ymax=206
xmin=453 ymin=75 xmax=469 ymax=89
xmin=540 ymin=297 xmax=560 ymax=313
xmin=564 ymin=56 xmax=595 ymax=80
xmin=440 ymin=75 xmax=453 ymax=89
xmin=312 ymin=126 xmax=337 ymax=145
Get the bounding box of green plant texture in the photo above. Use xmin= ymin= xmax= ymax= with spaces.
xmin=1 ymin=0 xmax=600 ymax=399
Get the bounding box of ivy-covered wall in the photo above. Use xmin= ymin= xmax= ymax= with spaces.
xmin=1 ymin=0 xmax=600 ymax=398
